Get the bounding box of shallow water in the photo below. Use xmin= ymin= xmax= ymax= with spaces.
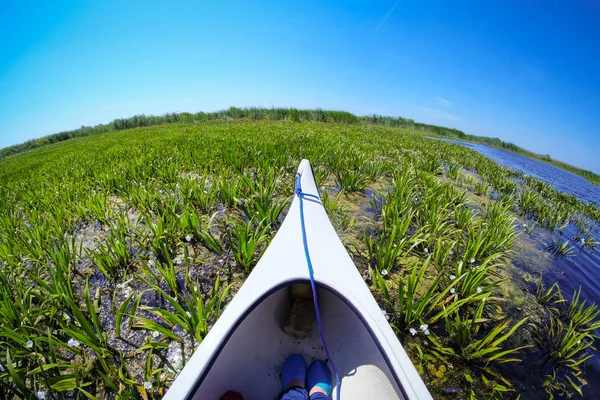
xmin=437 ymin=138 xmax=600 ymax=398
xmin=438 ymin=138 xmax=600 ymax=206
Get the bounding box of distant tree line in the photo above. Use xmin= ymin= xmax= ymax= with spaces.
xmin=1 ymin=107 xmax=598 ymax=186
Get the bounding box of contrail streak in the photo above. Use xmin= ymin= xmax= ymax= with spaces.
xmin=370 ymin=1 xmax=399 ymax=37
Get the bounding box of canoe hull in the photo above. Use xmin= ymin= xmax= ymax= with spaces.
xmin=164 ymin=160 xmax=432 ymax=400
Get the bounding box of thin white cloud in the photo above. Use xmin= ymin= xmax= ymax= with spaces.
xmin=371 ymin=1 xmax=400 ymax=37
xmin=437 ymin=97 xmax=451 ymax=107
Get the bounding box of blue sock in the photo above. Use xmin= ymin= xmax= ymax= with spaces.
xmin=307 ymin=360 xmax=332 ymax=396
xmin=281 ymin=354 xmax=307 ymax=389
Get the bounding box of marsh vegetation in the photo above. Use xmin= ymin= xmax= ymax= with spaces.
xmin=0 ymin=117 xmax=598 ymax=399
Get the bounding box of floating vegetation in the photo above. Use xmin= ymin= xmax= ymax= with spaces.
xmin=0 ymin=117 xmax=599 ymax=399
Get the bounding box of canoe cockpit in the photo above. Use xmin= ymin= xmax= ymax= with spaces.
xmin=189 ymin=282 xmax=406 ymax=400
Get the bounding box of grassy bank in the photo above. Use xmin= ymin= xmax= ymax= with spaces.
xmin=1 ymin=107 xmax=598 ymax=187
xmin=0 ymin=120 xmax=599 ymax=399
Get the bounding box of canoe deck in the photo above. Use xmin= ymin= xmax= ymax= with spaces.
xmin=193 ymin=284 xmax=405 ymax=400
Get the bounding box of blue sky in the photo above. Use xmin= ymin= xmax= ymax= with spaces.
xmin=1 ymin=1 xmax=599 ymax=173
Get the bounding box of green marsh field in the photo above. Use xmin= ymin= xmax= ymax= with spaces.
xmin=1 ymin=116 xmax=599 ymax=399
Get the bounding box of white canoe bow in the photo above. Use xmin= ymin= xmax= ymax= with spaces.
xmin=164 ymin=160 xmax=432 ymax=400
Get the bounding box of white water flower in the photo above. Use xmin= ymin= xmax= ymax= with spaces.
xmin=424 ymin=329 xmax=430 ymax=336
xmin=381 ymin=269 xmax=389 ymax=276
xmin=577 ymin=340 xmax=581 ymax=345
xmin=409 ymin=328 xmax=417 ymax=336
xmin=381 ymin=309 xmax=390 ymax=320
xmin=185 ymin=234 xmax=194 ymax=243
xmin=469 ymin=258 xmax=476 ymax=264
xmin=218 ymin=259 xmax=224 ymax=264
xmin=581 ymin=239 xmax=586 ymax=245
xmin=449 ymin=274 xmax=456 ymax=280
xmin=37 ymin=390 xmax=46 ymax=399
xmin=523 ymin=223 xmax=527 ymax=228
xmin=419 ymin=324 xmax=429 ymax=332
xmin=424 ymin=248 xmax=429 ymax=254
xmin=476 ymin=287 xmax=482 ymax=294
xmin=144 ymin=381 xmax=153 ymax=390
xmin=25 ymin=340 xmax=33 ymax=349
xmin=450 ymin=288 xmax=456 ymax=294
xmin=67 ymin=338 xmax=80 ymax=348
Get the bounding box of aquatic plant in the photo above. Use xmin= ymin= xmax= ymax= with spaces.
xmin=534 ymin=317 xmax=595 ymax=398
xmin=446 ymin=163 xmax=459 ymax=180
xmin=335 ymin=169 xmax=369 ymax=192
xmin=364 ymin=210 xmax=417 ymax=274
xmin=567 ymin=288 xmax=600 ymax=332
xmin=547 ymin=236 xmax=575 ymax=259
xmin=535 ymin=275 xmax=565 ymax=314
xmin=374 ymin=256 xmax=453 ymax=331
xmin=473 ymin=181 xmax=488 ymax=196
xmin=227 ymin=217 xmax=271 ymax=274
xmin=179 ymin=175 xmax=219 ymax=214
xmin=532 ymin=285 xmax=600 ymax=399
xmin=320 ymin=190 xmax=357 ymax=234
xmin=436 ymin=313 xmax=530 ymax=364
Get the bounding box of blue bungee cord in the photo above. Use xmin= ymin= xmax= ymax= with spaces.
xmin=294 ymin=172 xmax=341 ymax=400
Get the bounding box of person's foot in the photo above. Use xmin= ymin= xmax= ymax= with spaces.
xmin=281 ymin=354 xmax=306 ymax=389
xmin=307 ymin=359 xmax=332 ymax=396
